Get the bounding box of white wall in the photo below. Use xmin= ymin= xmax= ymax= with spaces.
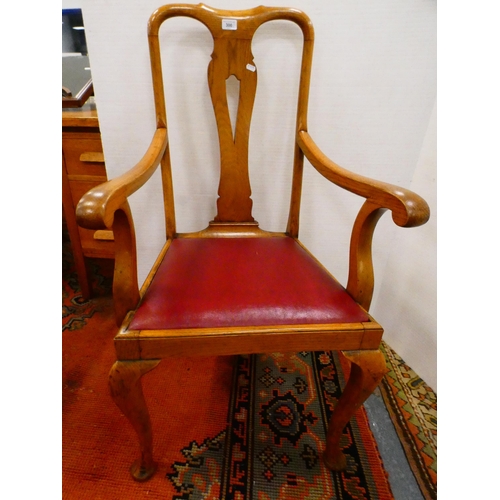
xmin=371 ymin=101 xmax=437 ymax=391
xmin=80 ymin=0 xmax=436 ymax=388
xmin=63 ymin=1 xmax=84 ymax=9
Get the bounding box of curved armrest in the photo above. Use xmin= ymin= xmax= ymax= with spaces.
xmin=76 ymin=128 xmax=168 ymax=230
xmin=297 ymin=130 xmax=430 ymax=227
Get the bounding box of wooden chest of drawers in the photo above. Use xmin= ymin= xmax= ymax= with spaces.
xmin=62 ymin=104 xmax=114 ymax=298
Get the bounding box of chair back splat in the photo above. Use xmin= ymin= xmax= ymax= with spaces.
xmin=148 ymin=4 xmax=314 ymax=231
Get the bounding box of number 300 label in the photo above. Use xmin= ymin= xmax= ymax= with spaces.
xmin=222 ymin=19 xmax=237 ymax=30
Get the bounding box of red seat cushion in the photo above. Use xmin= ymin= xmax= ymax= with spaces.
xmin=129 ymin=237 xmax=369 ymax=330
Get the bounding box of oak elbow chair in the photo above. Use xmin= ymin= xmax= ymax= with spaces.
xmin=76 ymin=4 xmax=430 ymax=482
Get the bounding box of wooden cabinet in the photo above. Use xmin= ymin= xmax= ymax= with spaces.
xmin=62 ymin=103 xmax=114 ymax=298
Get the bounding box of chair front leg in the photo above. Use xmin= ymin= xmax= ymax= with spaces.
xmin=109 ymin=359 xmax=161 ymax=481
xmin=323 ymin=349 xmax=387 ymax=471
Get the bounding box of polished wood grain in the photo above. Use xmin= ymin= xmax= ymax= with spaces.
xmin=347 ymin=201 xmax=388 ymax=310
xmin=147 ymin=3 xmax=314 ymax=225
xmin=115 ymin=323 xmax=383 ymax=360
xmin=297 ymin=131 xmax=430 ymax=228
xmin=93 ymin=230 xmax=114 ymax=241
xmin=111 ymin=204 xmax=140 ymax=326
xmin=63 ymin=107 xmax=114 ymax=297
xmin=79 ymin=152 xmax=105 ymax=163
xmin=76 ymin=128 xmax=168 ymax=231
xmin=208 ymin=36 xmax=256 ymax=222
xmin=75 ymin=3 xmax=430 ymax=481
xmin=323 ymin=349 xmax=388 ymax=470
xmin=62 ymin=108 xmax=99 ymax=128
xmin=62 ymin=155 xmax=91 ymax=299
xmin=108 ymin=360 xmax=161 ymax=481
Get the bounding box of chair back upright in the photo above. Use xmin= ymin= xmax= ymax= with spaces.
xmin=147 ymin=4 xmax=314 ymax=234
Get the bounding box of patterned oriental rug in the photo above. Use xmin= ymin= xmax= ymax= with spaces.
xmin=378 ymin=344 xmax=437 ymax=499
xmin=167 ymin=351 xmax=393 ymax=499
xmin=62 ymin=232 xmax=436 ymax=499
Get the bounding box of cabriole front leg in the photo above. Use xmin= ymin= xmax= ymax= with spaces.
xmin=323 ymin=349 xmax=387 ymax=471
xmin=109 ymin=359 xmax=161 ymax=481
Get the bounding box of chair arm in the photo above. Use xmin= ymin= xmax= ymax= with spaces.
xmin=76 ymin=128 xmax=168 ymax=230
xmin=297 ymin=130 xmax=430 ymax=228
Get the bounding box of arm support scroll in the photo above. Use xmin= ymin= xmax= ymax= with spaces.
xmin=297 ymin=130 xmax=430 ymax=228
xmin=297 ymin=130 xmax=431 ymax=311
xmin=346 ymin=201 xmax=387 ymax=310
xmin=76 ymin=128 xmax=168 ymax=230
xmin=75 ymin=128 xmax=167 ymax=325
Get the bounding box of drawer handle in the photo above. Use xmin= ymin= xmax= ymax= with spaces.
xmin=80 ymin=152 xmax=105 ymax=163
xmin=93 ymin=230 xmax=114 ymax=241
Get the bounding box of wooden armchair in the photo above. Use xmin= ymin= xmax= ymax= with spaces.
xmin=76 ymin=4 xmax=429 ymax=482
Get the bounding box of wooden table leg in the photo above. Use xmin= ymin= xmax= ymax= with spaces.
xmin=62 ymin=158 xmax=92 ymax=299
xmin=109 ymin=359 xmax=161 ymax=481
xmin=323 ymin=349 xmax=388 ymax=471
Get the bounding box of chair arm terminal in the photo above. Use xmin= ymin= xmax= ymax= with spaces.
xmin=76 ymin=128 xmax=168 ymax=230
xmin=297 ymin=130 xmax=430 ymax=228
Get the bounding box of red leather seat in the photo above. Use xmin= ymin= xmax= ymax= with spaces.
xmin=130 ymin=237 xmax=369 ymax=330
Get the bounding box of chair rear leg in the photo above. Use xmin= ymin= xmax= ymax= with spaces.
xmin=323 ymin=349 xmax=387 ymax=471
xmin=109 ymin=359 xmax=161 ymax=481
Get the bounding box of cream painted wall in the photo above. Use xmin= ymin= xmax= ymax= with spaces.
xmin=80 ymin=0 xmax=436 ymax=386
xmin=63 ymin=0 xmax=84 ymax=9
xmin=371 ymin=101 xmax=437 ymax=391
